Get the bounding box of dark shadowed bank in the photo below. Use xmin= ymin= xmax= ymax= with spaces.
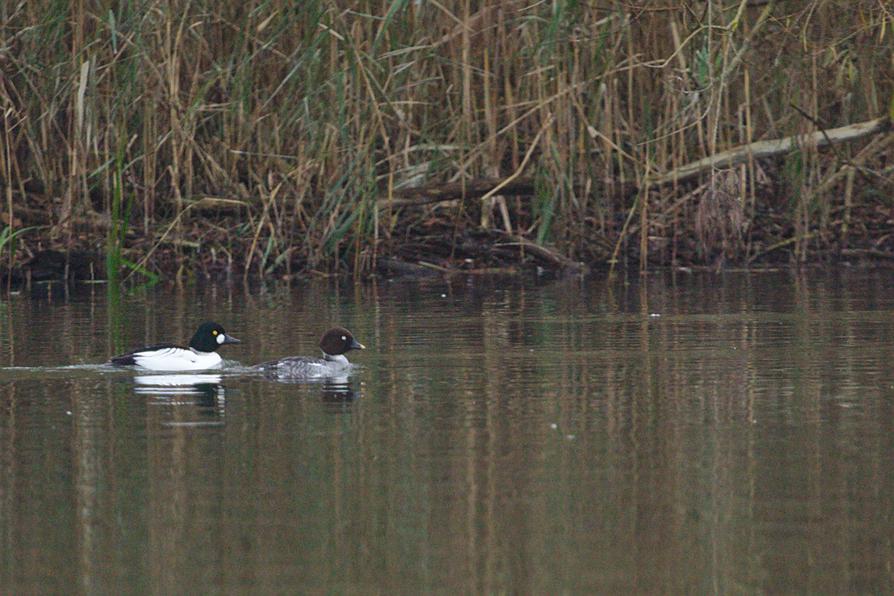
xmin=1 ymin=1 xmax=893 ymax=285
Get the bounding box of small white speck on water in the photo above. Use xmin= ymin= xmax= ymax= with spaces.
xmin=550 ymin=423 xmax=558 ymax=429
xmin=649 ymin=313 xmax=661 ymax=318
xmin=440 ymin=294 xmax=447 ymax=298
xmin=566 ymin=434 xmax=576 ymax=440
xmin=65 ymin=411 xmax=72 ymax=416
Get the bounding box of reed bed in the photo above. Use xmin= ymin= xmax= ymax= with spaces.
xmin=1 ymin=0 xmax=892 ymax=282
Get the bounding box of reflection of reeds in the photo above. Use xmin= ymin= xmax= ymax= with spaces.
xmin=2 ymin=1 xmax=892 ymax=278
xmin=1 ymin=277 xmax=894 ymax=591
xmin=0 ymin=226 xmax=31 ymax=285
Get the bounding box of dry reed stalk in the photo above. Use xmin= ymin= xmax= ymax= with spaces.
xmin=0 ymin=0 xmax=891 ymax=280
xmin=2 ymin=109 xmax=16 ymax=280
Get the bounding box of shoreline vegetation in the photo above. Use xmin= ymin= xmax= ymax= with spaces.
xmin=1 ymin=1 xmax=893 ymax=285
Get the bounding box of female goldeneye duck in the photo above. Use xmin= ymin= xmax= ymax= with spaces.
xmin=109 ymin=321 xmax=241 ymax=371
xmin=254 ymin=327 xmax=365 ymax=379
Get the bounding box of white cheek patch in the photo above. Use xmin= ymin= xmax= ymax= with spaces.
xmin=217 ymin=334 xmax=226 ymax=345
xmin=341 ymin=336 xmax=347 ymax=341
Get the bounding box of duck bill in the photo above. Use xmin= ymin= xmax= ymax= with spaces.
xmin=350 ymin=338 xmax=365 ymax=350
xmin=222 ymin=334 xmax=241 ymax=345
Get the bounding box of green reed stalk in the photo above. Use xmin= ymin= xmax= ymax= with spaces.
xmin=106 ymin=139 xmax=127 ymax=285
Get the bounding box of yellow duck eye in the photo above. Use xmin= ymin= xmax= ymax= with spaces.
xmin=212 ymin=330 xmax=219 ymax=336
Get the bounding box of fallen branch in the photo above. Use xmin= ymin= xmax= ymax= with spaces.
xmin=378 ymin=116 xmax=553 ymax=210
xmin=377 ymin=257 xmax=441 ymax=277
xmin=840 ymin=248 xmax=894 ymax=261
xmin=747 ymin=232 xmax=815 ymax=264
xmin=376 ymin=119 xmax=890 ymax=212
xmin=377 ymin=179 xmax=536 ymax=208
xmin=648 ymin=117 xmax=891 ymax=186
xmin=13 ymin=204 xmax=110 ymax=230
xmin=495 ymin=233 xmax=589 ymax=275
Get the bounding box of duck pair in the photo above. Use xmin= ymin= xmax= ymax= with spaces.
xmin=109 ymin=322 xmax=364 ymax=379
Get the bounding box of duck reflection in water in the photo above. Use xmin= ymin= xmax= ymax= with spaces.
xmin=320 ymin=377 xmax=361 ymax=408
xmin=261 ymin=372 xmax=362 ymax=408
xmin=132 ymin=373 xmax=226 ymax=420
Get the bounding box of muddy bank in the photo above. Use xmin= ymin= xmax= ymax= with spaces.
xmin=6 ymin=169 xmax=894 ymax=287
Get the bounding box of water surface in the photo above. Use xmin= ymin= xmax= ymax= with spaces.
xmin=1 ymin=271 xmax=893 ymax=593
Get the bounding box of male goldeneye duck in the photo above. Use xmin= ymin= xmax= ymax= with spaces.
xmin=109 ymin=321 xmax=241 ymax=371
xmin=253 ymin=327 xmax=365 ymax=379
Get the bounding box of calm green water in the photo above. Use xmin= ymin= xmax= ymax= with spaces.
xmin=1 ymin=271 xmax=893 ymax=593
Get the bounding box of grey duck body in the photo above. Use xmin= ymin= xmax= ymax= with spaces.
xmin=253 ymin=328 xmax=363 ymax=380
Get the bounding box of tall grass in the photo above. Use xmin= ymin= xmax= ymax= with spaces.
xmin=1 ymin=0 xmax=892 ymax=277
